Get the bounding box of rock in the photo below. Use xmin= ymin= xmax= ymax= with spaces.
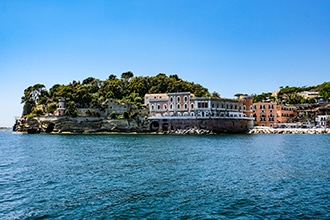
xmin=248 ymin=127 xmax=330 ymax=134
xmin=13 ymin=116 xmax=151 ymax=134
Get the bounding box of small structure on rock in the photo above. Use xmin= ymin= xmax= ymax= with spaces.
xmin=58 ymin=99 xmax=66 ymax=116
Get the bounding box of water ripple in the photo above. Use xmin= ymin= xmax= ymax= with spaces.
xmin=0 ymin=133 xmax=329 ymax=219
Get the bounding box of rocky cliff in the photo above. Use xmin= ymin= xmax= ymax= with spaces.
xmin=13 ymin=116 xmax=151 ymax=133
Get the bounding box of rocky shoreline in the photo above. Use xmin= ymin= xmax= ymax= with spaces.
xmin=248 ymin=127 xmax=330 ymax=134
xmin=12 ymin=116 xmax=330 ymax=135
xmin=13 ymin=116 xmax=151 ymax=134
xmin=164 ymin=128 xmax=214 ymax=135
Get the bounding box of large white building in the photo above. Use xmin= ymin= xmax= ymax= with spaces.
xmin=145 ymin=92 xmax=246 ymax=118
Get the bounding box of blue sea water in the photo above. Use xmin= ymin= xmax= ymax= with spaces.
xmin=0 ymin=131 xmax=329 ymax=219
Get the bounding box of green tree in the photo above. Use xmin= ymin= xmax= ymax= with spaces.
xmin=121 ymin=71 xmax=134 ymax=81
xmin=212 ymin=92 xmax=221 ymax=98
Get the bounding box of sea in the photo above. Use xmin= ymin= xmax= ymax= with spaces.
xmin=0 ymin=131 xmax=329 ymax=219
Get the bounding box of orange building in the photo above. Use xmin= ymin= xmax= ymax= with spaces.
xmin=276 ymin=105 xmax=297 ymax=124
xmin=239 ymin=96 xmax=254 ymax=117
xmin=253 ymin=101 xmax=277 ymax=127
xmin=252 ymin=101 xmax=297 ymax=127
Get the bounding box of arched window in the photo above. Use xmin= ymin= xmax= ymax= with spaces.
xmin=191 ymin=103 xmax=194 ymax=109
xmin=170 ymin=97 xmax=173 ymax=102
xmin=177 ymin=96 xmax=180 ymax=102
xmin=184 ymin=104 xmax=187 ymax=109
xmin=184 ymin=96 xmax=188 ymax=102
xmin=177 ymin=104 xmax=180 ymax=109
xmin=157 ymin=104 xmax=160 ymax=110
xmin=151 ymin=105 xmax=154 ymax=110
xmin=164 ymin=104 xmax=167 ymax=109
xmin=170 ymin=104 xmax=173 ymax=110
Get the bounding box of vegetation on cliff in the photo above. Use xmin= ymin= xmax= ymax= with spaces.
xmin=20 ymin=72 xmax=211 ymax=118
xmin=251 ymin=82 xmax=330 ymax=104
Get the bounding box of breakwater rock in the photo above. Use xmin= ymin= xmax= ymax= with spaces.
xmin=164 ymin=128 xmax=214 ymax=135
xmin=248 ymin=127 xmax=330 ymax=134
xmin=13 ymin=116 xmax=151 ymax=133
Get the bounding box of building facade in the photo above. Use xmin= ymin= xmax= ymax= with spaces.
xmin=145 ymin=92 xmax=246 ymax=118
xmin=252 ymin=101 xmax=297 ymax=127
xmin=239 ymin=96 xmax=254 ymax=117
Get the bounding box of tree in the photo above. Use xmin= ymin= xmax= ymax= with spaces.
xmin=65 ymin=101 xmax=77 ymax=117
xmin=108 ymin=74 xmax=117 ymax=80
xmin=234 ymin=93 xmax=248 ymax=98
xmin=121 ymin=71 xmax=134 ymax=81
xmin=211 ymin=91 xmax=221 ymax=98
xmin=319 ymin=81 xmax=330 ymax=102
xmin=21 ymin=84 xmax=46 ymax=104
xmin=82 ymin=77 xmax=96 ymax=85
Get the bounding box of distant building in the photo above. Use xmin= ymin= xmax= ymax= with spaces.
xmin=253 ymin=101 xmax=277 ymax=127
xmin=252 ymin=101 xmax=297 ymax=127
xmin=58 ymin=99 xmax=66 ymax=116
xmin=276 ymin=105 xmax=297 ymax=124
xmin=144 ymin=93 xmax=169 ymax=106
xmin=315 ymin=115 xmax=327 ymax=127
xmin=239 ymin=96 xmax=254 ymax=118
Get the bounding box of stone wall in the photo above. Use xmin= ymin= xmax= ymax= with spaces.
xmin=248 ymin=126 xmax=330 ymax=134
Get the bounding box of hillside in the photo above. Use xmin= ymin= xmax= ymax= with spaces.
xmin=20 ymin=72 xmax=210 ymax=118
xmin=252 ymin=81 xmax=330 ymax=104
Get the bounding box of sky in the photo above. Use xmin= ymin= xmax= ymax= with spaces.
xmin=1 ymin=0 xmax=329 ymax=127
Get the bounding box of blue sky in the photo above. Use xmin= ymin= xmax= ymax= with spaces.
xmin=1 ymin=0 xmax=329 ymax=127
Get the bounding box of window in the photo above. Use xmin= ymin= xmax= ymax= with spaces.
xmin=151 ymin=105 xmax=154 ymax=110
xmin=170 ymin=104 xmax=173 ymax=110
xmin=177 ymin=104 xmax=180 ymax=109
xmin=157 ymin=104 xmax=160 ymax=110
xmin=170 ymin=97 xmax=173 ymax=102
xmin=164 ymin=104 xmax=167 ymax=109
xmin=177 ymin=96 xmax=180 ymax=102
xmin=184 ymin=104 xmax=187 ymax=109
xmin=191 ymin=103 xmax=194 ymax=109
xmin=198 ymin=102 xmax=208 ymax=108
xmin=184 ymin=96 xmax=188 ymax=102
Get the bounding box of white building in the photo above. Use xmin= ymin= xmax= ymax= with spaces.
xmin=315 ymin=115 xmax=327 ymax=127
xmin=145 ymin=92 xmax=246 ymax=118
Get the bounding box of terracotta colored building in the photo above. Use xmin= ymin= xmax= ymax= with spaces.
xmin=253 ymin=101 xmax=277 ymax=127
xmin=276 ymin=105 xmax=297 ymax=124
xmin=239 ymin=96 xmax=254 ymax=117
xmin=252 ymin=101 xmax=297 ymax=127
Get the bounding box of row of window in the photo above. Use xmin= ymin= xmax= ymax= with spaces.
xmin=260 ymin=117 xmax=275 ymax=122
xmin=255 ymin=104 xmax=274 ymax=110
xmin=211 ymin=103 xmax=238 ymax=109
xmin=169 ymin=96 xmax=189 ymax=103
xmin=151 ymin=103 xmax=194 ymax=111
xmin=151 ymin=102 xmax=240 ymax=111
